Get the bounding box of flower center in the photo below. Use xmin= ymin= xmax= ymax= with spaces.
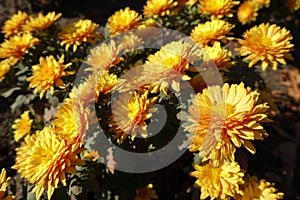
xmin=162 ymin=54 xmax=181 ymax=69
xmin=212 ymin=103 xmax=236 ymax=117
xmin=260 ymin=37 xmax=273 ymax=46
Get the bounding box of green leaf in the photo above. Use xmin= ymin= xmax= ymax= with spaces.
xmin=0 ymin=87 xmax=20 ymax=98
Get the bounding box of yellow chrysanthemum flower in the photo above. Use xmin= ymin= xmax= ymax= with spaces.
xmin=2 ymin=10 xmax=28 ymax=38
xmin=143 ymin=0 xmax=177 ymax=17
xmin=0 ymin=33 xmax=40 ymax=62
xmin=190 ymin=161 xmax=244 ymax=199
xmin=204 ymin=42 xmax=234 ymax=69
xmin=70 ymin=75 xmax=97 ymax=108
xmin=0 ymin=168 xmax=15 ymax=200
xmin=106 ymin=7 xmax=142 ymax=36
xmin=27 ymin=55 xmax=74 ymax=99
xmin=110 ymin=91 xmax=157 ymax=142
xmin=135 ymin=184 xmax=158 ymax=200
xmin=118 ymin=34 xmax=144 ymax=52
xmin=236 ymin=176 xmax=284 ymax=199
xmin=12 ymin=126 xmax=85 ymax=200
xmin=58 ymin=19 xmax=100 ymax=52
xmin=237 ymin=1 xmax=259 ymax=25
xmin=144 ymin=41 xmax=202 ymax=91
xmin=182 ymin=83 xmax=269 ymax=166
xmin=251 ymin=0 xmax=271 ymax=8
xmin=0 ymin=58 xmax=13 ymax=82
xmin=95 ymin=70 xmax=118 ymax=98
xmin=22 ymin=11 xmax=61 ymax=32
xmin=199 ymin=0 xmax=240 ymax=19
xmin=85 ymin=40 xmax=123 ymax=72
xmin=190 ymin=19 xmax=234 ymax=47
xmin=236 ymin=23 xmax=294 ymax=70
xmin=11 ymin=110 xmax=32 ymax=142
xmin=53 ymin=98 xmax=95 ymax=141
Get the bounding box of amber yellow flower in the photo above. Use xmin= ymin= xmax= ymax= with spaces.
xmin=204 ymin=42 xmax=234 ymax=69
xmin=190 ymin=19 xmax=234 ymax=46
xmin=85 ymin=40 xmax=123 ymax=72
xmin=11 ymin=110 xmax=32 ymax=142
xmin=13 ymin=126 xmax=85 ymax=200
xmin=236 ymin=176 xmax=284 ymax=199
xmin=236 ymin=23 xmax=294 ymax=70
xmin=251 ymin=0 xmax=270 ymax=8
xmin=143 ymin=0 xmax=177 ymax=17
xmin=182 ymin=83 xmax=269 ymax=166
xmin=190 ymin=161 xmax=244 ymax=199
xmin=27 ymin=55 xmax=74 ymax=99
xmin=237 ymin=1 xmax=258 ymax=25
xmin=144 ymin=41 xmax=202 ymax=91
xmin=0 ymin=168 xmax=15 ymax=200
xmin=2 ymin=10 xmax=28 ymax=37
xmin=199 ymin=0 xmax=240 ymax=19
xmin=135 ymin=184 xmax=158 ymax=200
xmin=22 ymin=11 xmax=61 ymax=32
xmin=118 ymin=34 xmax=144 ymax=52
xmin=110 ymin=91 xmax=157 ymax=142
xmin=95 ymin=70 xmax=118 ymax=98
xmin=106 ymin=7 xmax=142 ymax=36
xmin=0 ymin=59 xmax=13 ymax=82
xmin=53 ymin=98 xmax=95 ymax=141
xmin=0 ymin=33 xmax=40 ymax=62
xmin=58 ymin=19 xmax=100 ymax=52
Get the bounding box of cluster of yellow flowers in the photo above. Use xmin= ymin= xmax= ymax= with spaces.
xmin=0 ymin=0 xmax=298 ymax=199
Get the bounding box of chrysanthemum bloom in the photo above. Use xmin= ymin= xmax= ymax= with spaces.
xmin=190 ymin=161 xmax=244 ymax=199
xmin=182 ymin=83 xmax=269 ymax=166
xmin=190 ymin=19 xmax=234 ymax=47
xmin=2 ymin=10 xmax=28 ymax=38
xmin=204 ymin=42 xmax=234 ymax=69
xmin=251 ymin=0 xmax=270 ymax=8
xmin=27 ymin=55 xmax=74 ymax=99
xmin=22 ymin=12 xmax=61 ymax=32
xmin=0 ymin=168 xmax=15 ymax=200
xmin=236 ymin=23 xmax=294 ymax=70
xmin=95 ymin=70 xmax=118 ymax=98
xmin=110 ymin=90 xmax=157 ymax=142
xmin=143 ymin=0 xmax=177 ymax=17
xmin=53 ymin=98 xmax=96 ymax=142
xmin=199 ymin=0 xmax=240 ymax=19
xmin=12 ymin=110 xmax=32 ymax=142
xmin=236 ymin=176 xmax=284 ymax=199
xmin=106 ymin=7 xmax=142 ymax=36
xmin=13 ymin=126 xmax=85 ymax=200
xmin=0 ymin=59 xmax=13 ymax=81
xmin=118 ymin=34 xmax=144 ymax=52
xmin=144 ymin=41 xmax=202 ymax=92
xmin=135 ymin=184 xmax=158 ymax=200
xmin=85 ymin=40 xmax=123 ymax=72
xmin=58 ymin=19 xmax=100 ymax=52
xmin=70 ymin=70 xmax=118 ymax=106
xmin=237 ymin=1 xmax=258 ymax=25
xmin=0 ymin=33 xmax=40 ymax=62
